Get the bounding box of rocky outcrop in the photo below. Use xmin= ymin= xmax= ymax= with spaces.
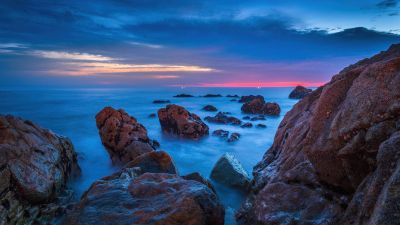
xmin=241 ymin=122 xmax=253 ymax=128
xmin=158 ymin=104 xmax=209 ymax=139
xmin=205 ymin=112 xmax=242 ymax=125
xmin=182 ymin=172 xmax=216 ymax=193
xmin=227 ymin=132 xmax=241 ymax=143
xmin=124 ymin=150 xmax=178 ymax=175
xmin=237 ymin=44 xmax=400 ymax=225
xmin=203 ymin=105 xmax=218 ymax=112
xmin=212 ymin=129 xmax=230 ymax=138
xmin=250 ymin=115 xmax=266 ymax=121
xmin=211 ymin=153 xmax=250 ymax=190
xmin=239 ymin=95 xmax=263 ymax=103
xmin=174 ymin=94 xmax=194 ymax=98
xmin=289 ymin=85 xmax=312 ymax=99
xmin=203 ymin=94 xmax=222 ymax=97
xmin=96 ymin=107 xmax=157 ymax=164
xmin=256 ymin=124 xmax=266 ymax=128
xmin=0 ymin=115 xmax=80 ymax=224
xmin=62 ymin=172 xmax=225 ymax=225
xmin=241 ymin=97 xmax=281 ymax=115
xmin=153 ymin=100 xmax=170 ymax=104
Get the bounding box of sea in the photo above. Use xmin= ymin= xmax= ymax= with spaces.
xmin=0 ymin=87 xmax=300 ymax=224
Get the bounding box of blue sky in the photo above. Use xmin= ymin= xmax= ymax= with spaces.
xmin=0 ymin=0 xmax=399 ymax=87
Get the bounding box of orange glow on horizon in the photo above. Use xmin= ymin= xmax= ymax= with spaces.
xmin=193 ymin=81 xmax=326 ymax=87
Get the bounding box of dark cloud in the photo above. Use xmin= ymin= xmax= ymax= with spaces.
xmin=376 ymin=0 xmax=398 ymax=8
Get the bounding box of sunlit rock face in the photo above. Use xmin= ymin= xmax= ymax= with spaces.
xmin=237 ymin=44 xmax=400 ymax=225
xmin=96 ymin=107 xmax=157 ymax=164
xmin=0 ymin=115 xmax=80 ymax=224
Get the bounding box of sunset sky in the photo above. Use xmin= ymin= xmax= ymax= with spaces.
xmin=0 ymin=0 xmax=399 ymax=88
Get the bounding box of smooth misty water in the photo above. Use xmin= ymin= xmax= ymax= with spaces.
xmin=0 ymin=87 xmax=299 ymax=224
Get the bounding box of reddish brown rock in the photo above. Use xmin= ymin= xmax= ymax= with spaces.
xmin=237 ymin=44 xmax=400 ymax=225
xmin=62 ymin=172 xmax=225 ymax=225
xmin=239 ymin=95 xmax=264 ymax=103
xmin=241 ymin=97 xmax=281 ymax=115
xmin=205 ymin=112 xmax=242 ymax=125
xmin=124 ymin=150 xmax=178 ymax=175
xmin=0 ymin=115 xmax=80 ymax=224
xmin=96 ymin=107 xmax=157 ymax=164
xmin=289 ymin=85 xmax=313 ymax=99
xmin=158 ymin=104 xmax=209 ymax=139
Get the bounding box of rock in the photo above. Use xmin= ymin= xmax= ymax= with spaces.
xmin=227 ymin=94 xmax=239 ymax=98
xmin=203 ymin=105 xmax=218 ymax=112
xmin=227 ymin=132 xmax=241 ymax=143
xmin=241 ymin=122 xmax=253 ymax=128
xmin=241 ymin=97 xmax=280 ymax=115
xmin=212 ymin=129 xmax=229 ymax=138
xmin=153 ymin=99 xmax=171 ymax=104
xmin=210 ymin=153 xmax=250 ymax=190
xmin=203 ymin=94 xmax=222 ymax=97
xmin=230 ymin=99 xmax=237 ymax=102
xmin=158 ymin=104 xmax=209 ymax=139
xmin=96 ymin=107 xmax=157 ymax=164
xmin=250 ymin=115 xmax=266 ymax=121
xmin=256 ymin=124 xmax=267 ymax=128
xmin=239 ymin=95 xmax=263 ymax=103
xmin=182 ymin=172 xmax=217 ymax=193
xmin=173 ymin=94 xmax=194 ymax=98
xmin=242 ymin=116 xmax=251 ymax=120
xmin=237 ymin=44 xmax=400 ymax=225
xmin=124 ymin=150 xmax=178 ymax=175
xmin=289 ymin=85 xmax=312 ymax=99
xmin=62 ymin=173 xmax=225 ymax=225
xmin=0 ymin=115 xmax=80 ymax=224
xmin=205 ymin=112 xmax=242 ymax=125
xmin=148 ymin=113 xmax=156 ymax=118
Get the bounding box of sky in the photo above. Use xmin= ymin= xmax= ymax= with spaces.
xmin=0 ymin=0 xmax=399 ymax=88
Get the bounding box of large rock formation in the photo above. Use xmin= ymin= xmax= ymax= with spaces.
xmin=124 ymin=150 xmax=178 ymax=174
xmin=62 ymin=172 xmax=225 ymax=225
xmin=96 ymin=107 xmax=157 ymax=164
xmin=289 ymin=85 xmax=312 ymax=99
xmin=241 ymin=96 xmax=281 ymax=115
xmin=158 ymin=104 xmax=209 ymax=139
xmin=0 ymin=115 xmax=80 ymax=224
xmin=237 ymin=44 xmax=400 ymax=225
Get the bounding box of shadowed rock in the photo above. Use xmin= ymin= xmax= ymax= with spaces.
xmin=237 ymin=44 xmax=400 ymax=225
xmin=241 ymin=122 xmax=253 ymax=128
xmin=241 ymin=97 xmax=280 ymax=115
xmin=96 ymin=107 xmax=157 ymax=164
xmin=158 ymin=104 xmax=209 ymax=139
xmin=124 ymin=150 xmax=178 ymax=175
xmin=203 ymin=94 xmax=222 ymax=97
xmin=0 ymin=115 xmax=80 ymax=224
xmin=211 ymin=153 xmax=250 ymax=190
xmin=289 ymin=86 xmax=312 ymax=99
xmin=212 ymin=129 xmax=230 ymax=138
xmin=250 ymin=115 xmax=266 ymax=121
xmin=182 ymin=172 xmax=217 ymax=193
xmin=173 ymin=93 xmax=194 ymax=98
xmin=227 ymin=133 xmax=241 ymax=143
xmin=256 ymin=124 xmax=267 ymax=128
xmin=203 ymin=105 xmax=218 ymax=112
xmin=148 ymin=113 xmax=156 ymax=118
xmin=239 ymin=95 xmax=264 ymax=103
xmin=205 ymin=112 xmax=242 ymax=125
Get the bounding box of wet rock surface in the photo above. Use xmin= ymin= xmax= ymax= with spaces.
xmin=205 ymin=112 xmax=242 ymax=125
xmin=289 ymin=85 xmax=312 ymax=99
xmin=173 ymin=93 xmax=194 ymax=98
xmin=124 ymin=150 xmax=178 ymax=175
xmin=227 ymin=132 xmax=241 ymax=143
xmin=96 ymin=107 xmax=157 ymax=164
xmin=237 ymin=44 xmax=400 ymax=225
xmin=241 ymin=122 xmax=253 ymax=128
xmin=211 ymin=153 xmax=250 ymax=190
xmin=203 ymin=104 xmax=218 ymax=112
xmin=0 ymin=115 xmax=80 ymax=224
xmin=158 ymin=104 xmax=209 ymax=139
xmin=62 ymin=172 xmax=225 ymax=225
xmin=212 ymin=129 xmax=230 ymax=138
xmin=250 ymin=115 xmax=266 ymax=121
xmin=182 ymin=172 xmax=217 ymax=193
xmin=241 ymin=96 xmax=281 ymax=115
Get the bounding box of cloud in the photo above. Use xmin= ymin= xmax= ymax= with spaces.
xmin=30 ymin=50 xmax=115 ymax=61
xmin=127 ymin=41 xmax=163 ymax=49
xmin=376 ymin=0 xmax=398 ymax=8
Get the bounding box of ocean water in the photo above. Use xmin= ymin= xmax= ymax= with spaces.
xmin=0 ymin=87 xmax=299 ymax=224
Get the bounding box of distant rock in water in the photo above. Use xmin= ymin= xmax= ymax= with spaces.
xmin=153 ymin=99 xmax=171 ymax=104
xmin=237 ymin=44 xmax=400 ymax=225
xmin=173 ymin=93 xmax=194 ymax=98
xmin=227 ymin=94 xmax=239 ymax=98
xmin=124 ymin=150 xmax=178 ymax=175
xmin=62 ymin=172 xmax=225 ymax=225
xmin=241 ymin=96 xmax=280 ymax=115
xmin=202 ymin=104 xmax=218 ymax=112
xmin=205 ymin=112 xmax=242 ymax=125
xmin=256 ymin=124 xmax=267 ymax=128
xmin=227 ymin=132 xmax=241 ymax=143
xmin=250 ymin=115 xmax=266 ymax=121
xmin=242 ymin=116 xmax=251 ymax=120
xmin=289 ymin=85 xmax=312 ymax=99
xmin=0 ymin=115 xmax=80 ymax=224
xmin=203 ymin=94 xmax=222 ymax=97
xmin=239 ymin=95 xmax=263 ymax=103
xmin=96 ymin=107 xmax=157 ymax=164
xmin=158 ymin=104 xmax=209 ymax=139
xmin=212 ymin=129 xmax=230 ymax=138
xmin=210 ymin=153 xmax=250 ymax=190
xmin=148 ymin=113 xmax=156 ymax=118
xmin=241 ymin=122 xmax=253 ymax=128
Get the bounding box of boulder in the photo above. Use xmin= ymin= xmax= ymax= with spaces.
xmin=0 ymin=115 xmax=80 ymax=224
xmin=152 ymin=100 xmax=171 ymax=104
xmin=250 ymin=115 xmax=266 ymax=121
xmin=203 ymin=105 xmax=218 ymax=112
xmin=148 ymin=113 xmax=156 ymax=118
xmin=96 ymin=107 xmax=157 ymax=164
xmin=210 ymin=153 xmax=250 ymax=190
xmin=289 ymin=86 xmax=312 ymax=99
xmin=182 ymin=172 xmax=217 ymax=193
xmin=256 ymin=124 xmax=266 ymax=128
xmin=237 ymin=44 xmax=400 ymax=225
xmin=227 ymin=133 xmax=241 ymax=143
xmin=124 ymin=150 xmax=178 ymax=175
xmin=241 ymin=97 xmax=280 ymax=115
xmin=238 ymin=95 xmax=263 ymax=103
xmin=212 ymin=129 xmax=230 ymax=138
xmin=203 ymin=94 xmax=222 ymax=97
xmin=158 ymin=104 xmax=209 ymax=139
xmin=62 ymin=172 xmax=225 ymax=225
xmin=205 ymin=112 xmax=242 ymax=125
xmin=174 ymin=94 xmax=194 ymax=98
xmin=241 ymin=122 xmax=253 ymax=128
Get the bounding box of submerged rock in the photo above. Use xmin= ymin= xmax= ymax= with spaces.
xmin=148 ymin=113 xmax=156 ymax=118
xmin=242 ymin=116 xmax=251 ymax=120
xmin=212 ymin=129 xmax=230 ymax=138
xmin=250 ymin=115 xmax=266 ymax=121
xmin=96 ymin=107 xmax=157 ymax=164
xmin=205 ymin=112 xmax=242 ymax=125
xmin=237 ymin=44 xmax=400 ymax=225
xmin=124 ymin=150 xmax=178 ymax=175
xmin=241 ymin=97 xmax=280 ymax=115
xmin=203 ymin=94 xmax=222 ymax=97
xmin=227 ymin=132 xmax=241 ymax=143
xmin=173 ymin=93 xmax=194 ymax=98
xmin=62 ymin=172 xmax=225 ymax=225
xmin=152 ymin=99 xmax=171 ymax=104
xmin=158 ymin=104 xmax=209 ymax=139
xmin=289 ymin=85 xmax=312 ymax=99
xmin=241 ymin=122 xmax=253 ymax=128
xmin=0 ymin=115 xmax=80 ymax=224
xmin=210 ymin=153 xmax=250 ymax=190
xmin=203 ymin=104 xmax=218 ymax=112
xmin=256 ymin=124 xmax=267 ymax=128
